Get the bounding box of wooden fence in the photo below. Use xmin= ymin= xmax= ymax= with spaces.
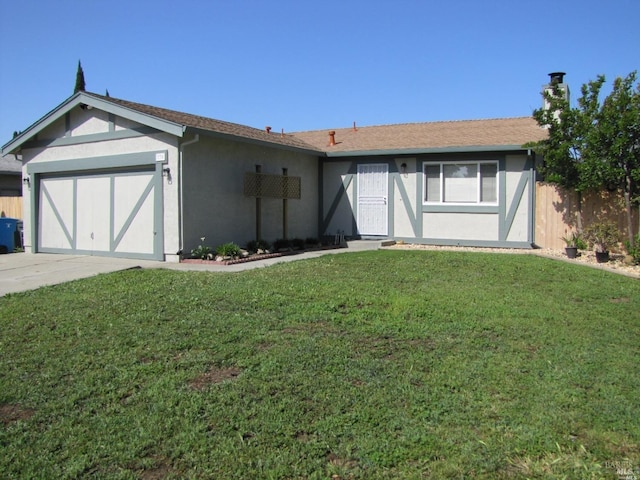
xmin=0 ymin=196 xmax=22 ymax=219
xmin=535 ymin=182 xmax=638 ymax=250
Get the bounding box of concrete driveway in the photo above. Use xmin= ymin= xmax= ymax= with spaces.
xmin=0 ymin=241 xmax=381 ymax=296
xmin=0 ymin=253 xmax=166 ymax=296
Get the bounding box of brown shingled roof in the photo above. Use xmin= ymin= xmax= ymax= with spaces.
xmin=290 ymin=117 xmax=548 ymax=154
xmin=86 ymin=92 xmax=322 ymax=153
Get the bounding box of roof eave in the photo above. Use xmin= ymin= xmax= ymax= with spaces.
xmin=186 ymin=127 xmax=325 ymax=156
xmin=323 ymin=144 xmax=532 ymax=157
xmin=1 ymin=92 xmax=185 ymax=155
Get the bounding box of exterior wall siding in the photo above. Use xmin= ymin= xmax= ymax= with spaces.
xmin=321 ymin=151 xmax=534 ymax=248
xmin=181 ymin=136 xmax=319 ymax=253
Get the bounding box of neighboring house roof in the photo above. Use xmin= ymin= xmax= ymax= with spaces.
xmin=290 ymin=117 xmax=548 ymax=157
xmin=0 ymin=153 xmax=21 ymax=175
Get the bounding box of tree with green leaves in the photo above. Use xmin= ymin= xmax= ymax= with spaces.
xmin=529 ymin=71 xmax=640 ymax=247
xmin=74 ymin=60 xmax=86 ymax=93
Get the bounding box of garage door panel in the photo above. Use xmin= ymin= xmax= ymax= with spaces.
xmin=115 ymin=189 xmax=155 ymax=254
xmin=39 ymin=178 xmax=74 ymax=250
xmin=76 ymin=177 xmax=111 ymax=252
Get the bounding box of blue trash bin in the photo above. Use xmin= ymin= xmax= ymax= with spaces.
xmin=0 ymin=218 xmax=18 ymax=254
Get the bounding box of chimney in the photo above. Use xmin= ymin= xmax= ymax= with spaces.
xmin=328 ymin=131 xmax=336 ymax=146
xmin=265 ymin=126 xmax=272 ymax=133
xmin=548 ymin=72 xmax=565 ymax=84
xmin=542 ymin=71 xmax=570 ymax=113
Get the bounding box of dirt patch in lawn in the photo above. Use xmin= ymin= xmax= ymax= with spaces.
xmin=0 ymin=403 xmax=35 ymax=424
xmin=188 ymin=366 xmax=242 ymax=390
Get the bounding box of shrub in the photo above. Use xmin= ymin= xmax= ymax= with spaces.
xmin=216 ymin=242 xmax=242 ymax=258
xmin=246 ymin=239 xmax=271 ymax=254
xmin=291 ymin=238 xmax=305 ymax=250
xmin=191 ymin=236 xmax=213 ymax=260
xmin=583 ymin=221 xmax=620 ymax=253
xmin=273 ymin=238 xmax=292 ymax=251
xmin=625 ymin=234 xmax=640 ymax=264
xmin=305 ymin=237 xmax=319 ymax=246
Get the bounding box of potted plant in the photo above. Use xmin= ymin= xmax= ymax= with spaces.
xmin=583 ymin=221 xmax=620 ymax=263
xmin=561 ymin=231 xmax=585 ymax=259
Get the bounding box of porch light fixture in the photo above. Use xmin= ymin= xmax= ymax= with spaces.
xmin=23 ymin=176 xmax=30 ymax=188
xmin=163 ymin=167 xmax=172 ymax=184
xmin=400 ymin=163 xmax=407 ymax=175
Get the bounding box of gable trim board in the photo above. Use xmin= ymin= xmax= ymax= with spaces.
xmin=26 ymin=151 xmax=165 ymax=260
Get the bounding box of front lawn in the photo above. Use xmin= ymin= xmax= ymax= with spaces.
xmin=1 ymin=250 xmax=638 ymax=479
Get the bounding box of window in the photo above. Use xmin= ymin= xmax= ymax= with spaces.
xmin=424 ymin=161 xmax=498 ymax=204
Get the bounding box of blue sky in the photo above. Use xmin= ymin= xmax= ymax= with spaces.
xmin=1 ymin=0 xmax=638 ymax=145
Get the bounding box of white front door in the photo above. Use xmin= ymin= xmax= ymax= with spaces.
xmin=357 ymin=164 xmax=388 ymax=236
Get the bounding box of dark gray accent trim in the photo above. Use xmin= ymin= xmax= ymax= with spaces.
xmin=27 ymin=150 xmax=166 ymax=175
xmin=40 ymin=182 xmax=73 ymax=247
xmin=503 ymin=161 xmax=532 ymax=240
xmin=423 ymin=204 xmax=499 ymax=214
xmin=65 ymin=113 xmax=71 ymax=137
xmin=22 ymin=126 xmax=159 ymax=149
xmin=32 ymin=152 xmax=165 ymax=260
xmin=498 ymin=158 xmax=507 ymax=241
xmin=393 ymin=173 xmax=418 ymax=236
xmin=325 ymin=145 xmax=530 ymax=158
xmin=112 ymin=174 xmax=155 ymax=251
xmin=322 ymin=174 xmax=353 ymax=234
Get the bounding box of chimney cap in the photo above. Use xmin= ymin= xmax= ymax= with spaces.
xmin=548 ymin=72 xmax=566 ymax=84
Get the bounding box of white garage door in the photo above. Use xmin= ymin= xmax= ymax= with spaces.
xmin=38 ymin=167 xmax=160 ymax=259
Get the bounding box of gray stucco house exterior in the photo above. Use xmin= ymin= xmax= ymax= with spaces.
xmin=1 ymin=91 xmax=547 ymax=261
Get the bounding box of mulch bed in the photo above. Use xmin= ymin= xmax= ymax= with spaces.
xmin=181 ymin=245 xmax=346 ymax=266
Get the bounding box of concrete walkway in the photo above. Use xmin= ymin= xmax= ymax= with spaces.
xmin=0 ymin=241 xmax=381 ymax=296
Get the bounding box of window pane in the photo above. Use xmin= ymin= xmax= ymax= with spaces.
xmin=480 ymin=163 xmax=497 ymax=203
xmin=443 ymin=163 xmax=477 ymax=203
xmin=424 ymin=165 xmax=440 ymax=202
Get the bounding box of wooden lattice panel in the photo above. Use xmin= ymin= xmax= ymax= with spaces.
xmin=244 ymin=172 xmax=301 ymax=199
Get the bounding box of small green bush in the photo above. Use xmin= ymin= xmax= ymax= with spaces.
xmin=216 ymin=242 xmax=242 ymax=258
xmin=305 ymin=237 xmax=319 ymax=246
xmin=191 ymin=236 xmax=212 ymax=259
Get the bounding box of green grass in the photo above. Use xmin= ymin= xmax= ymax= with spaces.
xmin=1 ymin=250 xmax=638 ymax=479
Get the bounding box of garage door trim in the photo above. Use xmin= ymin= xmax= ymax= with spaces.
xmin=27 ymin=151 xmax=166 ymax=261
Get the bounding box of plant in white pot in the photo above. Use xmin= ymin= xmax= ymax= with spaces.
xmin=583 ymin=221 xmax=620 ymax=263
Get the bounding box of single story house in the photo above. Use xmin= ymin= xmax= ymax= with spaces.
xmin=1 ymin=85 xmax=549 ymax=262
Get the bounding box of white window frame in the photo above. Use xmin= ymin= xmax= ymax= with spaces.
xmin=423 ymin=160 xmax=499 ymax=205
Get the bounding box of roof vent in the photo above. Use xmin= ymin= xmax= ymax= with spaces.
xmin=265 ymin=126 xmax=272 ymax=133
xmin=328 ymin=131 xmax=336 ymax=146
xmin=548 ymin=72 xmax=565 ymax=84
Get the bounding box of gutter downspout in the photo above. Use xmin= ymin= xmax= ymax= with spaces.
xmin=178 ymin=134 xmax=200 ymax=254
